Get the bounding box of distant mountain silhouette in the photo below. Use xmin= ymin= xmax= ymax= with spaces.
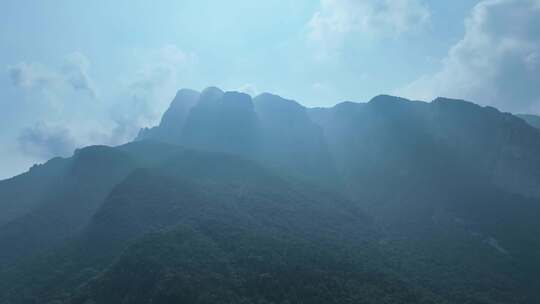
xmin=137 ymin=88 xmax=337 ymax=183
xmin=0 ymin=146 xmax=137 ymax=266
xmin=137 ymin=88 xmax=200 ymax=143
xmin=2 ymin=88 xmax=540 ymax=303
xmin=517 ymin=113 xmax=540 ymax=130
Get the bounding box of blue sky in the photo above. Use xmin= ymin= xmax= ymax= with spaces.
xmin=1 ymin=0 xmax=539 ymax=179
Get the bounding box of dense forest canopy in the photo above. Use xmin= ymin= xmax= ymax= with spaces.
xmin=1 ymin=88 xmax=540 ymax=303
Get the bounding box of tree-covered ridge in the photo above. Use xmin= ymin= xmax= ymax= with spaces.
xmin=2 ymin=89 xmax=540 ymax=303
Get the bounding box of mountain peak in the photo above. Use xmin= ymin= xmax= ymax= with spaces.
xmin=200 ymin=86 xmax=224 ymax=98
xmin=222 ymin=91 xmax=252 ymax=103
xmin=431 ymin=96 xmax=503 ymax=116
xmin=174 ymin=88 xmax=200 ymax=99
xmin=166 ymin=89 xmax=200 ymax=114
xmin=220 ymin=91 xmax=255 ymax=114
xmin=369 ymin=94 xmax=411 ymax=104
xmin=432 ymin=96 xmax=476 ymax=106
xmin=5 ymin=87 xmax=540 ymax=303
xmin=253 ymin=93 xmax=305 ymax=116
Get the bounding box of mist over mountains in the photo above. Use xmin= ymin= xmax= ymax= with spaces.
xmin=2 ymin=87 xmax=540 ymax=303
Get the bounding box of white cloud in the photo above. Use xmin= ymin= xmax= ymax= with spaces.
xmin=129 ymin=44 xmax=197 ymax=92
xmin=8 ymin=62 xmax=60 ymax=90
xmin=525 ymin=51 xmax=540 ymax=70
xmin=111 ymin=45 xmax=198 ymax=144
xmin=18 ymin=121 xmax=77 ymax=160
xmin=236 ymin=83 xmax=258 ymax=96
xmin=8 ymin=46 xmax=198 ymax=165
xmin=63 ymin=52 xmax=97 ymax=99
xmin=399 ymin=0 xmax=540 ymax=113
xmin=8 ymin=52 xmax=98 ymax=99
xmin=4 ymin=46 xmax=200 ymax=178
xmin=307 ymin=0 xmax=430 ymax=49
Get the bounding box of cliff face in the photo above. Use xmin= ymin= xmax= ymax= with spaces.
xmin=138 ymin=88 xmax=540 ymax=199
xmin=3 ymin=88 xmax=540 ymax=303
xmin=136 ymin=88 xmax=337 ymax=182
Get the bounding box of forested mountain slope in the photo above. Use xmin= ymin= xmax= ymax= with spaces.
xmin=2 ymin=88 xmax=540 ymax=303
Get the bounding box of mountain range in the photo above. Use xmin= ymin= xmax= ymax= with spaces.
xmin=1 ymin=87 xmax=540 ymax=303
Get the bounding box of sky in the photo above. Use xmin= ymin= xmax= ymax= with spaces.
xmin=1 ymin=0 xmax=539 ymax=179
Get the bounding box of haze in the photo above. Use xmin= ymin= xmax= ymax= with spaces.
xmin=1 ymin=0 xmax=539 ymax=179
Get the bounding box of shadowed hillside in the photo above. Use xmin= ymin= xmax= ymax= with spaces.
xmin=2 ymin=88 xmax=540 ymax=303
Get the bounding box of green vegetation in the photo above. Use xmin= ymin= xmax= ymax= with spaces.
xmin=2 ymin=91 xmax=540 ymax=303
